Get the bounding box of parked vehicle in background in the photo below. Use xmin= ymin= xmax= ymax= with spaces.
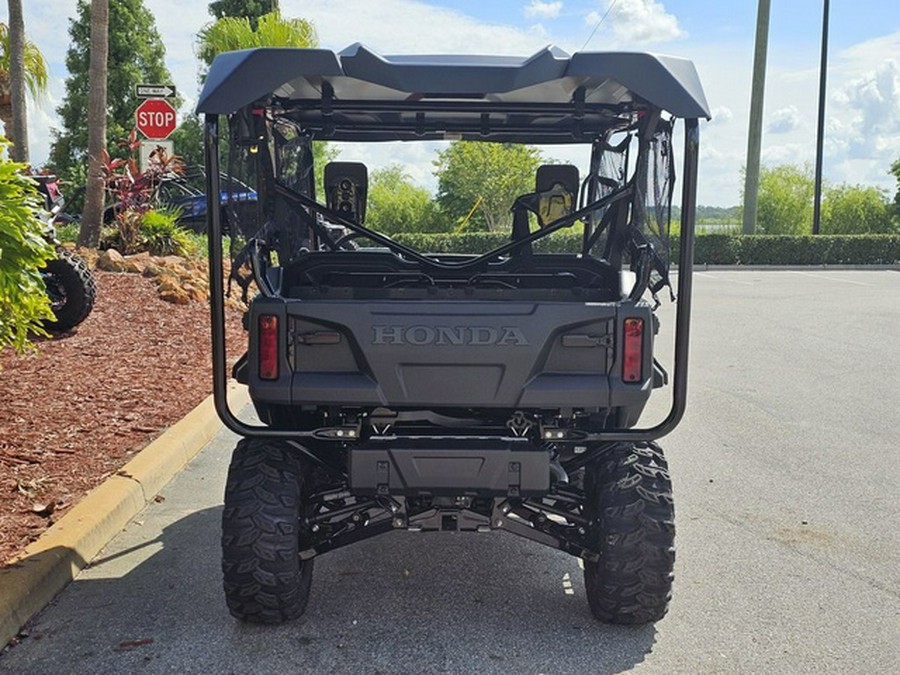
xmin=101 ymin=167 xmax=257 ymax=234
xmin=33 ymin=174 xmax=96 ymax=332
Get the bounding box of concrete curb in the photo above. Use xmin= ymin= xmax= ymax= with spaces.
xmin=0 ymin=383 xmax=250 ymax=649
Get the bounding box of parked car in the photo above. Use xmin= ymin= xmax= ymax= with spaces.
xmin=102 ymin=167 xmax=258 ymax=234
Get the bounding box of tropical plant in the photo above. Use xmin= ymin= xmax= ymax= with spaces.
xmin=197 ymin=11 xmax=317 ymax=70
xmin=0 ymin=19 xmax=49 ymax=158
xmin=0 ymin=140 xmax=54 ymax=352
xmin=195 ymin=9 xmax=329 ymax=192
xmin=139 ymin=207 xmax=194 ymax=256
xmin=99 ymin=130 xmax=186 ymax=252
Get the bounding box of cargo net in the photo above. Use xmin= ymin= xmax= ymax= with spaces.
xmin=630 ymin=120 xmax=676 ymax=303
xmin=221 ymin=116 xmax=261 ymax=245
xmin=581 ymin=134 xmax=629 ymax=257
xmin=222 ymin=115 xmax=320 ymax=302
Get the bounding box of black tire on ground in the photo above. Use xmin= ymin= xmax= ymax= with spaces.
xmin=222 ymin=439 xmax=314 ymax=623
xmin=583 ymin=441 xmax=675 ymax=625
xmin=41 ymin=248 xmax=97 ymax=332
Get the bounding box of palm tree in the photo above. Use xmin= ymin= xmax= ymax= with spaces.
xmin=197 ymin=10 xmax=317 ymax=69
xmin=79 ymin=0 xmax=109 ymax=248
xmin=0 ymin=15 xmax=48 ymax=161
xmin=195 ymin=10 xmax=324 ymax=183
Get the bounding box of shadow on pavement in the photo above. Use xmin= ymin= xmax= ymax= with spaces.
xmin=1 ymin=506 xmax=660 ymax=674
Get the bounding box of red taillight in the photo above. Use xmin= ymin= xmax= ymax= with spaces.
xmin=258 ymin=314 xmax=279 ymax=380
xmin=622 ymin=318 xmax=644 ymax=383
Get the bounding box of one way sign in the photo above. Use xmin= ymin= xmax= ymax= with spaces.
xmin=135 ymin=83 xmax=177 ymax=99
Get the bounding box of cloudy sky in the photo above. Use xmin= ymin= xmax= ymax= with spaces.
xmin=6 ymin=0 xmax=900 ymax=206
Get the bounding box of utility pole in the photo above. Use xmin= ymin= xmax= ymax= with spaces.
xmin=812 ymin=0 xmax=830 ymax=235
xmin=742 ymin=0 xmax=771 ymax=235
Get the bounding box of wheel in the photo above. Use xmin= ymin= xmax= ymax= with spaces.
xmin=41 ymin=248 xmax=97 ymax=332
xmin=222 ymin=439 xmax=314 ymax=623
xmin=582 ymin=441 xmax=675 ymax=624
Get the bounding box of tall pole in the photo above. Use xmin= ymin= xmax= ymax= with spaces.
xmin=8 ymin=0 xmax=30 ymax=163
xmin=812 ymin=0 xmax=830 ymax=235
xmin=78 ymin=0 xmax=109 ymax=248
xmin=742 ymin=0 xmax=771 ymax=235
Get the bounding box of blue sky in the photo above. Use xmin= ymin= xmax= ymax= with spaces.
xmin=5 ymin=0 xmax=900 ymax=206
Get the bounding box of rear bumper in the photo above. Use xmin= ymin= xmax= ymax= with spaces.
xmin=348 ymin=439 xmax=550 ymax=498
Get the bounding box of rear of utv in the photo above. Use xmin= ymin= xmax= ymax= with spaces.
xmin=197 ymin=44 xmax=709 ymax=625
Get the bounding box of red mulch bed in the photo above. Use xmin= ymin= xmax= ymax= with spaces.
xmin=0 ymin=270 xmax=245 ymax=566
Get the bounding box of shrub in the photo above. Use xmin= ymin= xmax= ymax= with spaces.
xmin=693 ymin=234 xmax=740 ymax=264
xmin=755 ymin=164 xmax=815 ymax=235
xmin=382 ymin=231 xmax=900 ymax=266
xmin=140 ymin=208 xmax=194 ymax=256
xmin=821 ymin=184 xmax=895 ymax=234
xmin=0 ymin=143 xmax=55 ymax=352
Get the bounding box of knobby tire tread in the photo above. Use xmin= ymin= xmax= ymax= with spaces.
xmin=222 ymin=439 xmax=314 ymax=623
xmin=41 ymin=248 xmax=96 ymax=332
xmin=583 ymin=441 xmax=675 ymax=624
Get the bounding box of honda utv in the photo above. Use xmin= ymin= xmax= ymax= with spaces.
xmin=197 ymin=44 xmax=709 ymax=625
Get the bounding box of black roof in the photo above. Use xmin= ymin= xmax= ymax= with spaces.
xmin=197 ymin=44 xmax=710 ymax=143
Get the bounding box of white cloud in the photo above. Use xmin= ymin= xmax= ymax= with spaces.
xmin=767 ymin=105 xmax=801 ymax=134
xmin=709 ymin=106 xmax=734 ymax=125
xmin=761 ymin=142 xmax=808 ymax=166
xmin=825 ymin=33 xmax=900 ymax=187
xmin=285 ymin=0 xmax=541 ymax=55
xmin=587 ymin=0 xmax=685 ymax=46
xmin=524 ymin=1 xmax=563 ymax=20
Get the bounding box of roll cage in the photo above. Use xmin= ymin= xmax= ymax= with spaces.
xmin=197 ymin=43 xmax=709 ymax=445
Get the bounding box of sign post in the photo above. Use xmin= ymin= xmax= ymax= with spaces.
xmin=138 ymin=139 xmax=175 ymax=172
xmin=135 ymin=98 xmax=177 ymax=140
xmin=136 ymin=83 xmax=177 ymax=99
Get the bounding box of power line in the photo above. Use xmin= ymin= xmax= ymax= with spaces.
xmin=581 ymin=0 xmax=620 ymax=51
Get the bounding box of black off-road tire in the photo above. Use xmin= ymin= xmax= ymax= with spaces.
xmin=222 ymin=439 xmax=314 ymax=623
xmin=41 ymin=248 xmax=97 ymax=332
xmin=583 ymin=441 xmax=675 ymax=624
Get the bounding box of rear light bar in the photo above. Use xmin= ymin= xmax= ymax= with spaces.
xmin=622 ymin=317 xmax=644 ymax=383
xmin=258 ymin=314 xmax=279 ymax=380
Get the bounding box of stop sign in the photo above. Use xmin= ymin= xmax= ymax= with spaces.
xmin=135 ymin=98 xmax=177 ymax=140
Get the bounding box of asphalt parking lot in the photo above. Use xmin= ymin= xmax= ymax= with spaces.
xmin=1 ymin=270 xmax=898 ymax=674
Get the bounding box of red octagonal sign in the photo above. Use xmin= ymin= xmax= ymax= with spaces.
xmin=135 ymin=98 xmax=177 ymax=140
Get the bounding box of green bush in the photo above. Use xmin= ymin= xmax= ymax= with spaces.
xmin=0 ymin=144 xmax=56 ymax=352
xmin=99 ymin=207 xmax=195 ymax=257
xmin=737 ymin=235 xmax=833 ymax=265
xmin=54 ymin=221 xmax=81 ymax=244
xmin=379 ymin=230 xmax=900 ymax=266
xmin=388 ymin=229 xmax=586 ymax=255
xmin=696 ymin=234 xmax=900 ymax=266
xmin=821 ymin=183 xmax=896 ymax=234
xmin=140 ymin=207 xmax=194 ymax=256
xmin=692 ymin=234 xmax=740 ymax=264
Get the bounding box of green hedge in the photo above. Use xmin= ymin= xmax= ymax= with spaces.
xmin=389 ymin=231 xmax=585 ymax=254
xmin=695 ymin=235 xmax=900 ymax=265
xmin=382 ymin=232 xmax=900 ymax=265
